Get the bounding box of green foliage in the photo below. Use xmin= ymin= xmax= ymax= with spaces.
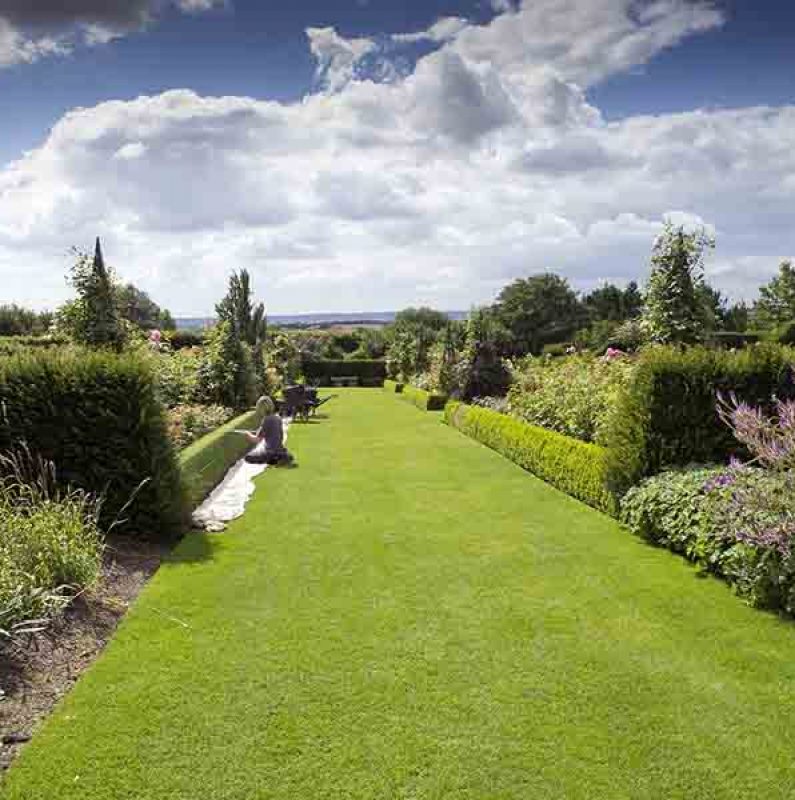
xmin=0 ymin=335 xmax=67 ymax=357
xmin=303 ymin=359 xmax=386 ymax=386
xmin=583 ymin=281 xmax=642 ymax=323
xmin=620 ymin=467 xmax=795 ymax=613
xmin=167 ymin=330 xmax=206 ymax=350
xmin=393 ymin=307 xmax=449 ymax=330
xmin=507 ymin=354 xmax=635 ymax=444
xmin=492 ymin=273 xmax=584 ymax=356
xmin=194 ymin=321 xmax=257 ymax=410
xmin=399 ymin=384 xmax=448 ymax=411
xmin=179 ymin=408 xmax=260 ymax=508
xmin=265 ymin=332 xmax=302 ymax=387
xmin=383 ymin=379 xmax=404 ymax=393
xmin=151 ymin=348 xmax=201 ymax=407
xmin=0 ymin=350 xmax=187 ymax=540
xmin=445 ymin=401 xmax=616 ymax=514
xmin=166 ymin=404 xmax=234 ymax=450
xmin=603 ymin=344 xmax=795 ymax=493
xmin=456 ymin=307 xmax=511 ymax=399
xmin=59 ymin=240 xmax=127 ymax=351
xmin=754 ymin=261 xmax=795 ymax=328
xmin=116 ymin=283 xmax=175 ymax=331
xmin=0 ymin=305 xmax=53 ymax=337
xmin=216 ymin=269 xmax=267 ymax=346
xmin=0 ymin=465 xmax=103 ymax=637
xmin=641 ymin=224 xmax=714 ymax=344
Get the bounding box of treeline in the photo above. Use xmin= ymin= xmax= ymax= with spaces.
xmin=384 ymin=224 xmax=795 ymax=398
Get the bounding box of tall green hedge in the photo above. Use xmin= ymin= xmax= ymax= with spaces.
xmin=400 ymin=385 xmax=448 ymax=411
xmin=604 ymin=344 xmax=795 ymax=493
xmin=0 ymin=350 xmax=187 ymax=539
xmin=302 ymin=359 xmax=386 ymax=386
xmin=180 ymin=408 xmax=259 ymax=508
xmin=445 ymin=402 xmax=616 ymax=515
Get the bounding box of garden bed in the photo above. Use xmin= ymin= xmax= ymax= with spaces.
xmin=0 ymin=537 xmax=164 ymax=772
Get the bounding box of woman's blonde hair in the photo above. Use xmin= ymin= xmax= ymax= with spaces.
xmin=256 ymin=396 xmax=275 ymax=416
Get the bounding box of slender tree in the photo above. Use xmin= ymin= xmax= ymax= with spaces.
xmin=641 ymin=224 xmax=714 ymax=345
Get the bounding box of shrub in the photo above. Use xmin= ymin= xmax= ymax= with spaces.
xmin=0 ymin=452 xmax=103 ymax=638
xmin=603 ymin=344 xmax=795 ymax=493
xmin=168 ymin=330 xmax=205 ymax=350
xmin=620 ymin=466 xmax=795 ymax=614
xmin=180 ymin=408 xmax=260 ymax=508
xmin=383 ymin=379 xmax=403 ymax=393
xmin=194 ymin=321 xmax=257 ymax=410
xmin=0 ymin=350 xmax=187 ymax=539
xmin=445 ymin=401 xmax=617 ymax=514
xmin=167 ymin=405 xmax=234 ymax=450
xmin=507 ymin=354 xmax=634 ymax=444
xmin=0 ymin=336 xmax=67 ymax=357
xmin=152 ymin=348 xmax=202 ymax=408
xmin=302 ymin=359 xmax=386 ymax=387
xmin=400 ymin=385 xmax=448 ymax=411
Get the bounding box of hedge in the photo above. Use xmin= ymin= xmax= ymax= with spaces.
xmin=0 ymin=335 xmax=67 ymax=356
xmin=400 ymin=385 xmax=448 ymax=411
xmin=445 ymin=402 xmax=617 ymax=515
xmin=180 ymin=408 xmax=260 ymax=509
xmin=302 ymin=359 xmax=386 ymax=386
xmin=604 ymin=344 xmax=795 ymax=494
xmin=0 ymin=350 xmax=187 ymax=539
xmin=383 ymin=379 xmax=404 ymax=393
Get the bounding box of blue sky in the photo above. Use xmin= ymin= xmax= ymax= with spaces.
xmin=0 ymin=1 xmax=794 ymax=314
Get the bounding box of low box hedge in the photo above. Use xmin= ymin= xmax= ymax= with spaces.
xmin=603 ymin=344 xmax=795 ymax=494
xmin=180 ymin=408 xmax=260 ymax=509
xmin=445 ymin=401 xmax=617 ymax=515
xmin=399 ymin=385 xmax=448 ymax=411
xmin=383 ymin=379 xmax=404 ymax=393
xmin=302 ymin=359 xmax=386 ymax=387
xmin=0 ymin=349 xmax=187 ymax=540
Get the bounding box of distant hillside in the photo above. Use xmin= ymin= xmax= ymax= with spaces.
xmin=176 ymin=311 xmax=468 ymax=330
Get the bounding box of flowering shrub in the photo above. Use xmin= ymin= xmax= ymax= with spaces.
xmin=166 ymin=404 xmax=234 ymax=450
xmin=621 ymin=395 xmax=795 ymax=614
xmin=506 ymin=353 xmax=635 ymax=444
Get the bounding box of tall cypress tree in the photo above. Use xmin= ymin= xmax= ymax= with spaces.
xmin=66 ymin=238 xmax=126 ymax=350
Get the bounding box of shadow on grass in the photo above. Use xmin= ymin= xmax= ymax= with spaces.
xmin=166 ymin=532 xmax=220 ymax=565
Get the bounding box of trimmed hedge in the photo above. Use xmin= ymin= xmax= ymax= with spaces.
xmin=302 ymin=359 xmax=386 ymax=387
xmin=383 ymin=379 xmax=404 ymax=393
xmin=400 ymin=385 xmax=448 ymax=411
xmin=180 ymin=408 xmax=260 ymax=509
xmin=603 ymin=344 xmax=795 ymax=494
xmin=445 ymin=402 xmax=617 ymax=515
xmin=0 ymin=335 xmax=67 ymax=356
xmin=0 ymin=350 xmax=187 ymax=539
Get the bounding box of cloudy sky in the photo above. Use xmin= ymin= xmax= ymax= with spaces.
xmin=0 ymin=0 xmax=793 ymax=315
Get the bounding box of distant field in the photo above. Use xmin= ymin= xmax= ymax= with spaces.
xmin=176 ymin=311 xmax=468 ymax=330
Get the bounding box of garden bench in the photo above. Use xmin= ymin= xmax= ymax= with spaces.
xmin=329 ymin=376 xmax=359 ymax=387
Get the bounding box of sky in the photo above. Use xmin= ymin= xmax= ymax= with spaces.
xmin=0 ymin=0 xmax=794 ymax=316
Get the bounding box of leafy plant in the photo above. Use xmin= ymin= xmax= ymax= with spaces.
xmin=641 ymin=223 xmax=714 ymax=345
xmin=0 ymin=449 xmax=103 ymax=641
xmin=194 ymin=321 xmax=257 ymax=410
xmin=166 ymin=405 xmax=234 ymax=450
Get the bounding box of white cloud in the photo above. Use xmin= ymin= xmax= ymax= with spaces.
xmin=393 ymin=17 xmax=471 ymax=45
xmin=1 ymin=0 xmax=793 ymax=315
xmin=306 ymin=27 xmax=379 ymax=93
xmin=0 ymin=0 xmax=223 ymax=67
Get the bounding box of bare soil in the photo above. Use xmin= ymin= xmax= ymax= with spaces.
xmin=0 ymin=538 xmax=165 ymax=771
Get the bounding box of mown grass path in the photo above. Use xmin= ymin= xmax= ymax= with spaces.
xmin=4 ymin=389 xmax=795 ymax=798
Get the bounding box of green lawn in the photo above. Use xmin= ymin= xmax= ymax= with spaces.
xmin=4 ymin=389 xmax=795 ymax=799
